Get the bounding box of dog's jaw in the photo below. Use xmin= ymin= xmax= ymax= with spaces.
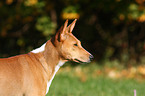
xmin=45 ymin=61 xmax=65 ymax=95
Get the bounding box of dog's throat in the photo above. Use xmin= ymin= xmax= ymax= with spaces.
xmin=45 ymin=61 xmax=65 ymax=95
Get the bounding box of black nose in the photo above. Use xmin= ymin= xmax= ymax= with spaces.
xmin=89 ymin=55 xmax=94 ymax=61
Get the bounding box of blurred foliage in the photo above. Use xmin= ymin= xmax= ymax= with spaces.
xmin=62 ymin=5 xmax=80 ymax=13
xmin=0 ymin=0 xmax=145 ymax=65
xmin=36 ymin=16 xmax=57 ymax=37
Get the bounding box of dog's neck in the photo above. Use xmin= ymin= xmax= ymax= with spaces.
xmin=32 ymin=39 xmax=64 ymax=71
xmin=31 ymin=39 xmax=66 ymax=94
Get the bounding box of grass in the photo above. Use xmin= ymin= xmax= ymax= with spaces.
xmin=46 ymin=63 xmax=145 ymax=96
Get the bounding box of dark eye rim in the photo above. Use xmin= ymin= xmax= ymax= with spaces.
xmin=74 ymin=44 xmax=78 ymax=46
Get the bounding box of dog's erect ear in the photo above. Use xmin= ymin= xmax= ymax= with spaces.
xmin=67 ymin=19 xmax=77 ymax=33
xmin=60 ymin=19 xmax=68 ymax=41
xmin=62 ymin=19 xmax=68 ymax=34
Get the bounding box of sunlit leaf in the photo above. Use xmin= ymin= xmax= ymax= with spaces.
xmin=138 ymin=14 xmax=145 ymax=22
xmin=24 ymin=0 xmax=38 ymax=6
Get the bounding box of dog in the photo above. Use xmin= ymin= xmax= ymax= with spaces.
xmin=0 ymin=19 xmax=93 ymax=96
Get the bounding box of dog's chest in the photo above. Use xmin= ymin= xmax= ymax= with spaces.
xmin=45 ymin=61 xmax=65 ymax=95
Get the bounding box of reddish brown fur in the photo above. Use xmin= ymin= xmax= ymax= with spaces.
xmin=0 ymin=19 xmax=93 ymax=96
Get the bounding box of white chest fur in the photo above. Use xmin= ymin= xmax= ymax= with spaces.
xmin=31 ymin=43 xmax=46 ymax=53
xmin=45 ymin=61 xmax=65 ymax=95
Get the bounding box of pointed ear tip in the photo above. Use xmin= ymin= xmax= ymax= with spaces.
xmin=64 ymin=19 xmax=68 ymax=23
xmin=64 ymin=19 xmax=68 ymax=26
xmin=74 ymin=19 xmax=77 ymax=22
xmin=66 ymin=19 xmax=68 ymax=22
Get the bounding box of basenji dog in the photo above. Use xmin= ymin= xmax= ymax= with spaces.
xmin=0 ymin=19 xmax=93 ymax=96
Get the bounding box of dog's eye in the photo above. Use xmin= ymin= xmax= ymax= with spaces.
xmin=74 ymin=44 xmax=78 ymax=46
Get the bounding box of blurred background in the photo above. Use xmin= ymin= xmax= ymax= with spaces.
xmin=1 ymin=0 xmax=145 ymax=64
xmin=0 ymin=0 xmax=145 ymax=95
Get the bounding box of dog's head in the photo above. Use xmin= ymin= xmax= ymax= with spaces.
xmin=53 ymin=19 xmax=93 ymax=63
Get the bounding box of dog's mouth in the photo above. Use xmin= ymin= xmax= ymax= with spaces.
xmin=73 ymin=59 xmax=90 ymax=63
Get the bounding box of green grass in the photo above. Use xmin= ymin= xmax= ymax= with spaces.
xmin=46 ymin=67 xmax=145 ymax=96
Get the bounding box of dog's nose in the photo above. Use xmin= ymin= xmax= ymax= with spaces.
xmin=89 ymin=55 xmax=94 ymax=61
